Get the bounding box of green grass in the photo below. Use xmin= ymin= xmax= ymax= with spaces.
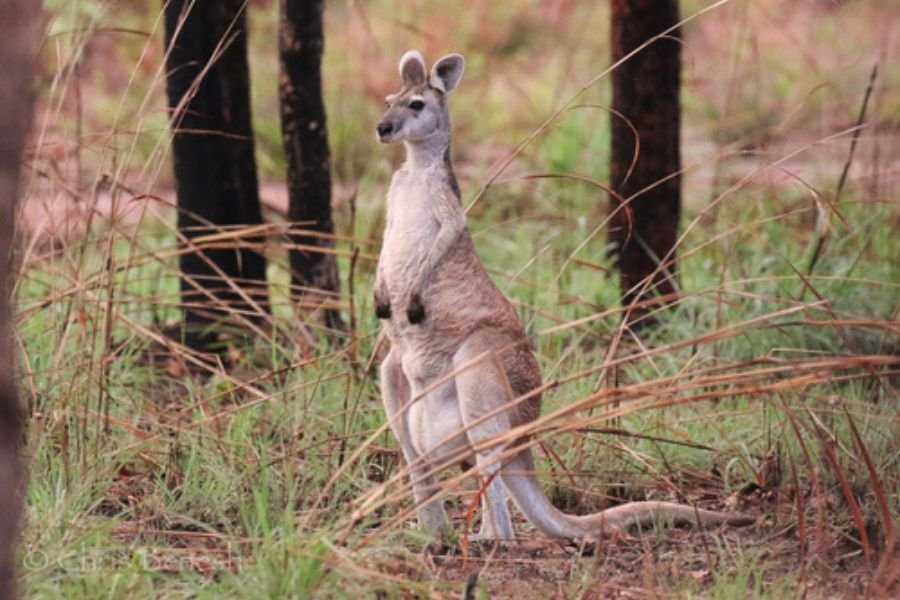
xmin=17 ymin=0 xmax=900 ymax=597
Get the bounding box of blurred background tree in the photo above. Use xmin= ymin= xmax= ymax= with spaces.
xmin=608 ymin=0 xmax=682 ymax=325
xmin=279 ymin=0 xmax=343 ymax=331
xmin=0 ymin=0 xmax=39 ymax=597
xmin=163 ymin=0 xmax=270 ymax=351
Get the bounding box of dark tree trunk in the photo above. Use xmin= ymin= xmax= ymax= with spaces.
xmin=279 ymin=0 xmax=343 ymax=330
xmin=164 ymin=0 xmax=269 ymax=349
xmin=0 ymin=1 xmax=38 ymax=597
xmin=608 ymin=0 xmax=682 ymax=323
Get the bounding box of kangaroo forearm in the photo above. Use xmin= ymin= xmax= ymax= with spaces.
xmin=414 ymin=216 xmax=464 ymax=292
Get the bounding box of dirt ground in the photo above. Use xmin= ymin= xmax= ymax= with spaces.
xmin=427 ymin=524 xmax=890 ymax=599
xmin=379 ymin=482 xmax=898 ymax=599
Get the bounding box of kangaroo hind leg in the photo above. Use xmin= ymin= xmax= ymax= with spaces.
xmin=454 ymin=335 xmax=518 ymax=541
xmin=381 ymin=349 xmax=451 ymax=538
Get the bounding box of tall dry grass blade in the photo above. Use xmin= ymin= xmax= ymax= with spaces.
xmin=784 ymin=391 xmax=868 ymax=560
xmin=787 ymin=451 xmax=807 ymax=562
xmin=811 ymin=420 xmax=873 ymax=565
xmin=806 ymin=64 xmax=877 ymax=279
xmin=842 ymin=406 xmax=894 ymax=554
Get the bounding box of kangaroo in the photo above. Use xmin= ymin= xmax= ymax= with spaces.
xmin=374 ymin=50 xmax=752 ymax=542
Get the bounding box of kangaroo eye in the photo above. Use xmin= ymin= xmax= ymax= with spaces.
xmin=409 ymin=100 xmax=425 ymax=111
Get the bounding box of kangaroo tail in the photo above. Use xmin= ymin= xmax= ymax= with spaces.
xmin=500 ymin=450 xmax=753 ymax=541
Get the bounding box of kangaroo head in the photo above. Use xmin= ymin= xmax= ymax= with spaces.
xmin=376 ymin=50 xmax=465 ymax=144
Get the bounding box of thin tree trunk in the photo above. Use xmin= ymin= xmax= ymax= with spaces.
xmin=0 ymin=1 xmax=39 ymax=598
xmin=608 ymin=0 xmax=682 ymax=323
xmin=279 ymin=0 xmax=343 ymax=330
xmin=164 ymin=0 xmax=269 ymax=349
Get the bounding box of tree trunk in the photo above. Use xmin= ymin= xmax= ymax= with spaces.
xmin=608 ymin=0 xmax=682 ymax=323
xmin=164 ymin=0 xmax=269 ymax=349
xmin=0 ymin=1 xmax=38 ymax=597
xmin=279 ymin=0 xmax=343 ymax=330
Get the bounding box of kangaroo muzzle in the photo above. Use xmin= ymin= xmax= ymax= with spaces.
xmin=376 ymin=120 xmax=396 ymax=143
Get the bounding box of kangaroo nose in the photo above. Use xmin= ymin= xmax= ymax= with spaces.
xmin=376 ymin=121 xmax=394 ymax=138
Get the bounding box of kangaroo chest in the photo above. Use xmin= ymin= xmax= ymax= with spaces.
xmin=379 ymin=170 xmax=442 ymax=297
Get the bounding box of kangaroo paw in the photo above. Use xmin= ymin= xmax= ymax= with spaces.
xmin=375 ymin=302 xmax=392 ymax=319
xmin=407 ymin=294 xmax=426 ymax=324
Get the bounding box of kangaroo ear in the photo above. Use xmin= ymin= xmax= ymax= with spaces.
xmin=399 ymin=50 xmax=427 ymax=85
xmin=430 ymin=54 xmax=465 ymax=93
